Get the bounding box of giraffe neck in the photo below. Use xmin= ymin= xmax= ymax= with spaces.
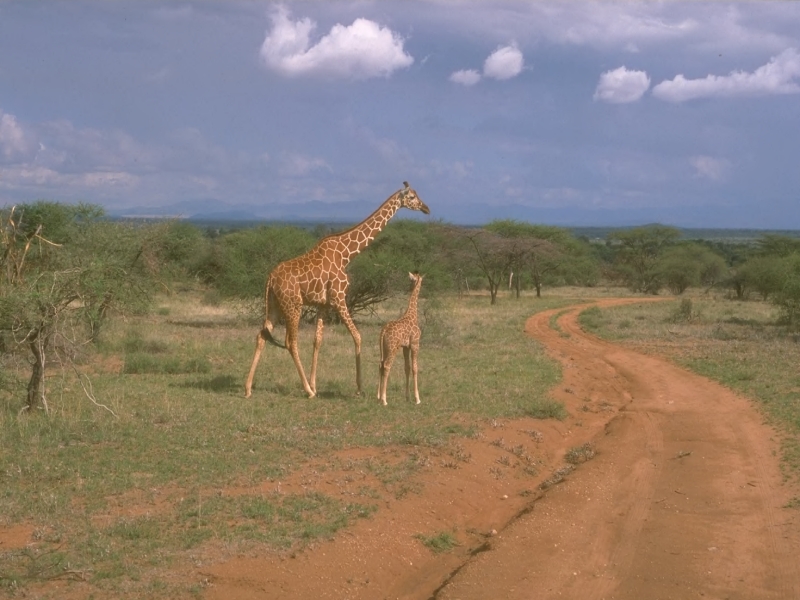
xmin=404 ymin=280 xmax=422 ymax=321
xmin=333 ymin=194 xmax=401 ymax=266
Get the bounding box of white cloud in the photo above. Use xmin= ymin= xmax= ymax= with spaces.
xmin=653 ymin=47 xmax=800 ymax=102
xmin=483 ymin=43 xmax=524 ymax=80
xmin=449 ymin=43 xmax=523 ymax=85
xmin=594 ymin=66 xmax=651 ymax=103
xmin=0 ymin=165 xmax=138 ymax=191
xmin=260 ymin=6 xmax=413 ymax=80
xmin=558 ymin=7 xmax=697 ymax=48
xmin=0 ymin=110 xmax=36 ymax=161
xmin=449 ymin=69 xmax=482 ymax=86
xmin=691 ymin=155 xmax=730 ymax=181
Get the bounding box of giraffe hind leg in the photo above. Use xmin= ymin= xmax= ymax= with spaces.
xmin=403 ymin=346 xmax=411 ymax=403
xmin=285 ymin=312 xmax=316 ymax=398
xmin=245 ymin=322 xmax=272 ymax=398
xmin=410 ymin=343 xmax=421 ymax=405
xmin=309 ymin=309 xmax=327 ymax=397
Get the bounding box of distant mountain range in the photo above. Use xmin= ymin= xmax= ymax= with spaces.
xmin=112 ymin=197 xmax=798 ymax=232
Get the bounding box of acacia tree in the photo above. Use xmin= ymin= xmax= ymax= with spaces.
xmin=609 ymin=225 xmax=681 ymax=294
xmin=485 ymin=221 xmax=597 ymax=297
xmin=774 ymin=253 xmax=800 ymax=328
xmin=657 ymin=243 xmax=728 ymax=295
xmin=0 ymin=202 xmax=162 ymax=413
xmin=458 ymin=227 xmax=518 ymax=304
xmin=747 ymin=235 xmax=800 ymax=326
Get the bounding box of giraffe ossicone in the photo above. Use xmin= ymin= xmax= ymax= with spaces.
xmin=377 ymin=271 xmax=424 ymax=406
xmin=245 ymin=183 xmax=430 ymax=399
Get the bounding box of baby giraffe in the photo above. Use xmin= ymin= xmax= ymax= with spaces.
xmin=378 ymin=272 xmax=424 ymax=406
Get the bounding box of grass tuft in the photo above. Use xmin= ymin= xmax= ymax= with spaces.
xmin=415 ymin=531 xmax=459 ymax=553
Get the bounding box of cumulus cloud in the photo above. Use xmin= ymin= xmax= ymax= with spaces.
xmin=449 ymin=43 xmax=524 ymax=86
xmin=260 ymin=6 xmax=413 ymax=80
xmin=483 ymin=43 xmax=524 ymax=80
xmin=449 ymin=69 xmax=481 ymax=86
xmin=0 ymin=109 xmax=36 ymax=161
xmin=593 ymin=66 xmax=651 ymax=103
xmin=653 ymin=47 xmax=800 ymax=102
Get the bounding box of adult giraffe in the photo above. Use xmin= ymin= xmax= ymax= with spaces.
xmin=245 ymin=182 xmax=430 ymax=399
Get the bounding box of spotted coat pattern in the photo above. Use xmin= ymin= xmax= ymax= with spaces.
xmin=245 ymin=183 xmax=430 ymax=398
xmin=377 ymin=272 xmax=423 ymax=406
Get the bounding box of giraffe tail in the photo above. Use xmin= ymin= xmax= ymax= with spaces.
xmin=263 ymin=328 xmax=286 ymax=350
xmin=262 ymin=280 xmax=287 ymax=350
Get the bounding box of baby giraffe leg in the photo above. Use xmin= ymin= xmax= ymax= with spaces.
xmin=410 ymin=342 xmax=421 ymax=404
xmin=379 ymin=352 xmax=396 ymax=406
xmin=402 ymin=346 xmax=411 ymax=403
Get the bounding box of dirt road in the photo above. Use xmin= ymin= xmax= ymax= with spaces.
xmin=203 ymin=299 xmax=800 ymax=599
xmin=440 ymin=299 xmax=800 ymax=599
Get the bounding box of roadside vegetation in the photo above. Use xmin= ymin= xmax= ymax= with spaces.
xmin=2 ymin=202 xmax=800 ymax=596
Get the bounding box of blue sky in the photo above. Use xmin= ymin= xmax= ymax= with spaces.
xmin=1 ymin=1 xmax=799 ymax=228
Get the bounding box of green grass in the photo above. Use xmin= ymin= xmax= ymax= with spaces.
xmin=415 ymin=530 xmax=459 ymax=553
xmin=0 ymin=287 xmax=570 ymax=597
xmin=579 ymin=293 xmax=800 ymax=481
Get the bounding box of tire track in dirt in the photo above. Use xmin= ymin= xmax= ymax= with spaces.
xmin=436 ymin=298 xmax=800 ymax=600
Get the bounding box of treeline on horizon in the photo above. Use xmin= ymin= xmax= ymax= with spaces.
xmin=6 ymin=201 xmax=800 ymax=308
xmin=111 ymin=215 xmax=800 ymax=243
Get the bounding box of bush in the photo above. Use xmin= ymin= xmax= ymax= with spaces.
xmin=667 ymin=298 xmax=697 ymax=323
xmin=199 ymin=226 xmax=315 ymax=298
xmin=775 ymin=254 xmax=800 ymax=329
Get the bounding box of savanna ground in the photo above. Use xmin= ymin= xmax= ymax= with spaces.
xmin=1 ymin=286 xmax=799 ymax=598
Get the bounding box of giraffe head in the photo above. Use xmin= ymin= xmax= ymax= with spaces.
xmin=397 ymin=182 xmax=430 ymax=215
xmin=409 ymin=271 xmax=424 ymax=286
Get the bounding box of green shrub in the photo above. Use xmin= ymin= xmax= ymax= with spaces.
xmin=667 ymin=298 xmax=696 ymax=323
xmin=416 ymin=531 xmax=458 ymax=553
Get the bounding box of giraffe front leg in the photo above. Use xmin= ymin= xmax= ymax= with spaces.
xmin=335 ymin=302 xmax=363 ymax=396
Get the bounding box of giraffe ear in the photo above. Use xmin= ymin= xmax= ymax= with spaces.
xmin=408 ymin=272 xmax=414 ymax=280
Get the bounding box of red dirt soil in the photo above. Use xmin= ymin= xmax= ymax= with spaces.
xmin=200 ymin=298 xmax=800 ymax=600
